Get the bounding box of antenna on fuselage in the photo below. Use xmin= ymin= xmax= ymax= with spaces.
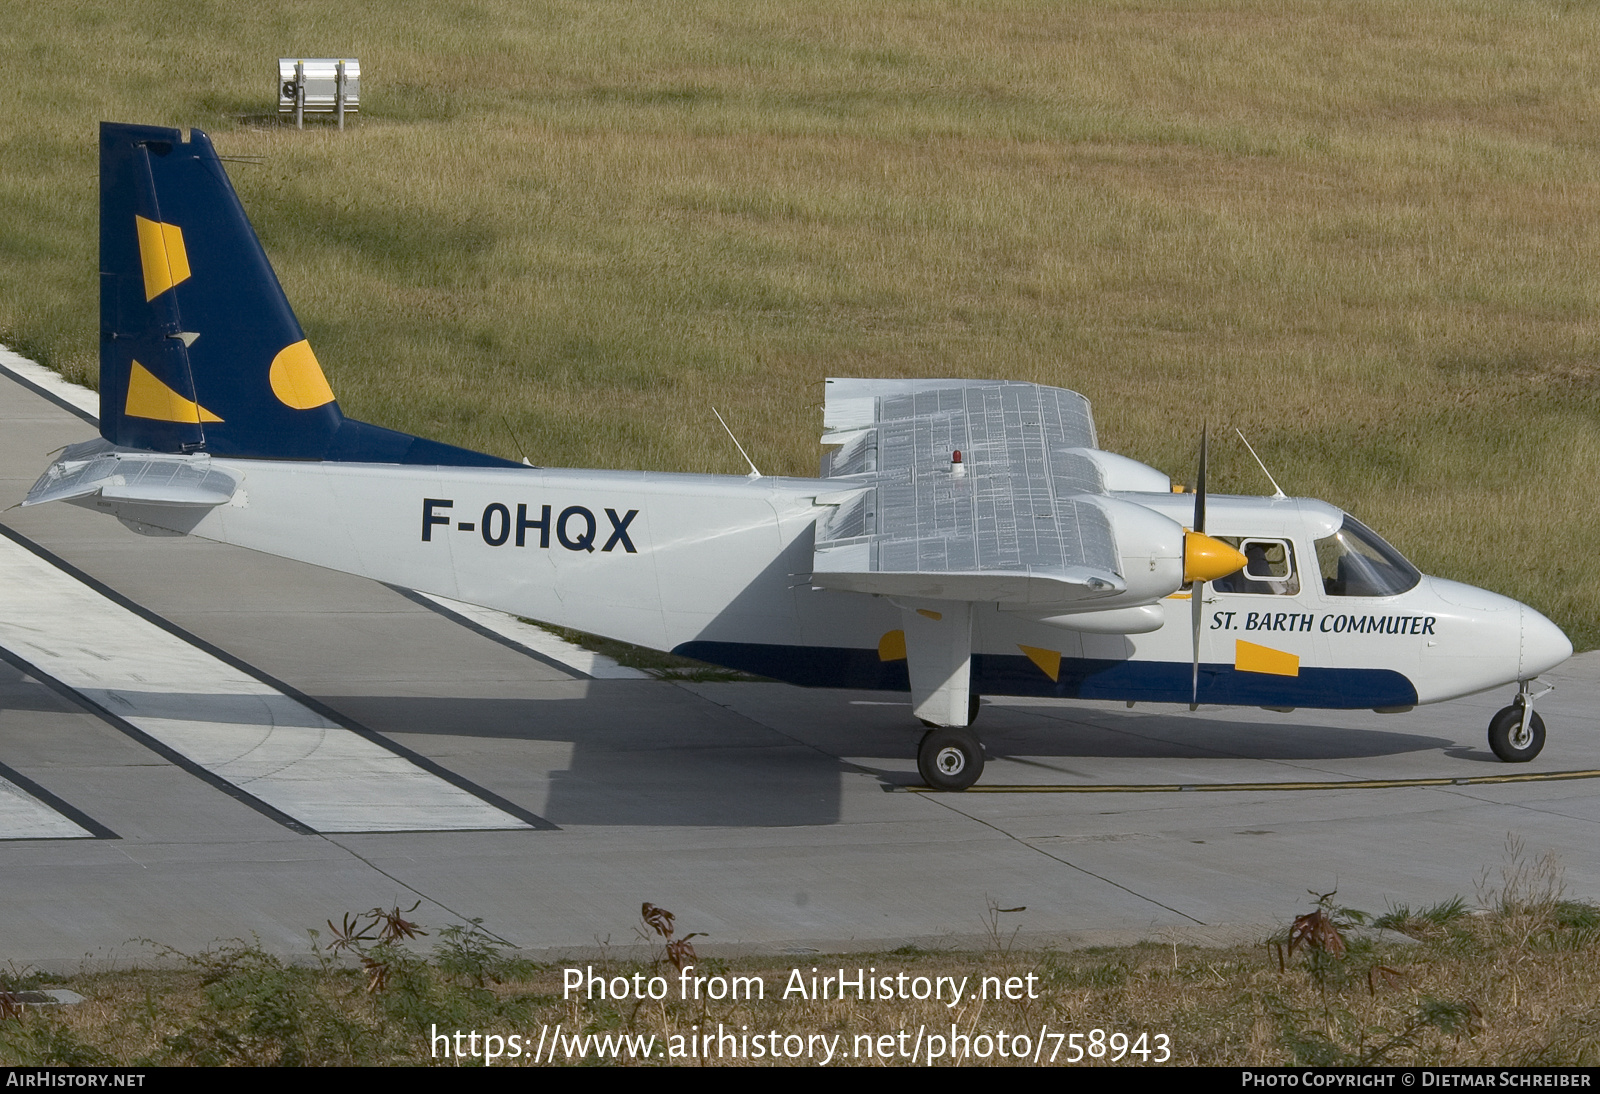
xmin=499 ymin=415 xmax=538 ymax=467
xmin=713 ymin=407 xmax=762 ymax=479
xmin=1236 ymin=429 xmax=1286 ymax=499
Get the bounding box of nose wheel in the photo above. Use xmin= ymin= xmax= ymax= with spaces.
xmin=1487 ymin=681 xmax=1551 ymax=763
xmin=917 ymin=727 xmax=985 ymax=791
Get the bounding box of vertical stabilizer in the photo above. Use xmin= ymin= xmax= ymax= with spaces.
xmin=98 ymin=122 xmax=518 ymax=468
xmin=100 ymin=122 xmax=342 ymax=458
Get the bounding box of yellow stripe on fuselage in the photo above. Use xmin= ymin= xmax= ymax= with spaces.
xmin=1235 ymin=639 xmax=1299 ymax=676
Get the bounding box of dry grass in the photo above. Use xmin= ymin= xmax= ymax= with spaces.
xmin=4 ymin=875 xmax=1600 ymax=1066
xmin=0 ymin=1 xmax=1596 ymax=643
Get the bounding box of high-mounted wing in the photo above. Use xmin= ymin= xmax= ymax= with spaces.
xmin=813 ymin=378 xmax=1127 ymax=606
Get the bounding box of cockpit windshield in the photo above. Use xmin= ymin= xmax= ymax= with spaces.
xmin=1314 ymin=515 xmax=1420 ymax=598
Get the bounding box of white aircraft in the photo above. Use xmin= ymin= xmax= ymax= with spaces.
xmin=23 ymin=123 xmax=1573 ymax=790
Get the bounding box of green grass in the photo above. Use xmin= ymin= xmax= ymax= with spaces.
xmin=2 ymin=1 xmax=1597 ymax=646
xmin=1373 ymin=895 xmax=1471 ymax=939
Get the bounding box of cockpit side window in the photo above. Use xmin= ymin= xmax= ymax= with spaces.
xmin=1315 ymin=515 xmax=1421 ymax=597
xmin=1210 ymin=537 xmax=1301 ymax=596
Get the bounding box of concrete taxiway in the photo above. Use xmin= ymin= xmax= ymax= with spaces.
xmin=1 ymin=359 xmax=1597 ymax=970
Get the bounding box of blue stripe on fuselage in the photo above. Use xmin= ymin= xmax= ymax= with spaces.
xmin=671 ymin=642 xmax=1418 ymax=709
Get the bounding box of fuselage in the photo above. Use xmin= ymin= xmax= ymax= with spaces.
xmin=92 ymin=457 xmax=1569 ymax=711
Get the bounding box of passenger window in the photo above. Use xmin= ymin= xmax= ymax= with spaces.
xmin=1211 ymin=537 xmax=1301 ymax=596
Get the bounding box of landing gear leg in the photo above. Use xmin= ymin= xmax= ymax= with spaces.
xmin=917 ymin=726 xmax=985 ymax=791
xmin=1488 ymin=680 xmax=1552 ymax=763
xmin=919 ymin=693 xmax=981 ymax=730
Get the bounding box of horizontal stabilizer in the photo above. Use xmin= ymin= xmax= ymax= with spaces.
xmin=24 ymin=439 xmax=239 ymax=509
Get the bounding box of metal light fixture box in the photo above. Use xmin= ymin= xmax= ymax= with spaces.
xmin=277 ymin=58 xmax=360 ymax=128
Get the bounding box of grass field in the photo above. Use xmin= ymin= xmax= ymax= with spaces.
xmin=0 ymin=1 xmax=1595 ymax=646
xmin=5 ymin=858 xmax=1600 ymax=1066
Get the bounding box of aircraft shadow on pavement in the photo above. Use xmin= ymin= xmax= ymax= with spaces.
xmin=0 ymin=660 xmax=1468 ymax=829
xmin=0 ymin=663 xmax=96 ymax=717
xmin=978 ymin=709 xmax=1456 ymax=762
xmin=744 ymin=690 xmax=1460 ymax=766
xmin=315 ymin=688 xmax=1460 ymax=823
xmin=316 ymin=691 xmax=849 ymax=828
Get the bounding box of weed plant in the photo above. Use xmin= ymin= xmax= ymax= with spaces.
xmin=3 ymin=875 xmax=1600 ymax=1066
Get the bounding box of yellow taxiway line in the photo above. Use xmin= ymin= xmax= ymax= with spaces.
xmin=908 ymin=769 xmax=1600 ymax=793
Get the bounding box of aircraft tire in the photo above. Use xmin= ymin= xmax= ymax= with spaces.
xmin=1488 ymin=705 xmax=1545 ymax=763
xmin=917 ymin=727 xmax=985 ymax=791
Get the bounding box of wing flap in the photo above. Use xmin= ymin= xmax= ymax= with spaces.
xmin=811 ymin=559 xmax=1124 ymax=606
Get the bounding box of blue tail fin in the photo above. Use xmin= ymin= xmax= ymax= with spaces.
xmin=99 ymin=122 xmax=516 ymax=467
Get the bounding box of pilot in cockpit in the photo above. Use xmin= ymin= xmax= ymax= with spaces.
xmin=1212 ymin=539 xmax=1299 ymax=596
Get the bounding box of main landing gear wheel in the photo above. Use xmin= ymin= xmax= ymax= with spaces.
xmin=1488 ymin=704 xmax=1545 ymax=763
xmin=917 ymin=727 xmax=985 ymax=791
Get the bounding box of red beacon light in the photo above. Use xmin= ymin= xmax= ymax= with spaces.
xmin=951 ymin=449 xmax=966 ymax=478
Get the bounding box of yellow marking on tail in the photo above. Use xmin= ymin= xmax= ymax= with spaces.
xmin=125 ymin=361 xmax=221 ymax=423
xmin=268 ymin=340 xmax=336 ymax=410
xmin=135 ymin=216 xmax=191 ymax=301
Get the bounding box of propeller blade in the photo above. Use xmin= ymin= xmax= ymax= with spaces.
xmin=1190 ymin=423 xmax=1208 ymax=709
xmin=1191 ymin=576 xmax=1203 ymax=710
